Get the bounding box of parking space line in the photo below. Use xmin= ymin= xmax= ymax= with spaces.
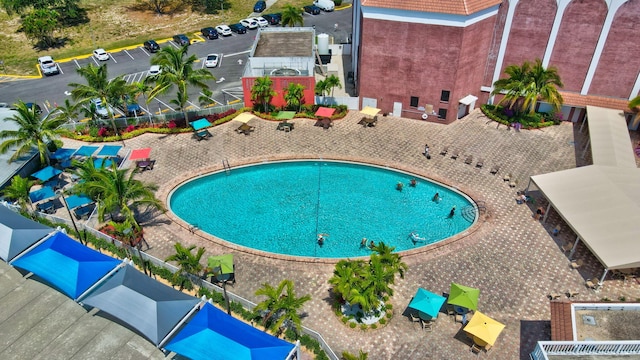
xmin=170 ymin=41 xmax=180 ymax=49
xmin=91 ymin=57 xmax=100 ymax=66
xmin=140 ymin=47 xmax=150 ymax=57
xmin=124 ymin=50 xmax=134 ymax=60
xmin=73 ymin=59 xmax=81 ymax=69
xmin=219 ymin=53 xmax=224 ymax=66
xmin=223 ymin=50 xmax=251 ymax=57
xmin=110 ymin=55 xmax=118 ymax=64
xmin=57 ymin=64 xmax=64 ymax=74
xmin=186 ymin=101 xmax=200 ymax=110
xmin=155 ymin=99 xmax=175 ymax=112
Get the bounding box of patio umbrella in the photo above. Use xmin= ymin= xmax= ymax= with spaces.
xmin=208 ymin=254 xmax=234 ymax=275
xmin=29 ymin=186 xmax=56 ymax=203
xmin=93 ymin=158 xmax=114 ymax=168
xmin=52 ymin=148 xmax=76 ymax=160
xmin=31 ymin=166 xmax=62 ymax=182
xmin=275 ymin=111 xmax=296 ymax=120
xmin=447 ymin=283 xmax=480 ymax=311
xmin=408 ymin=288 xmax=446 ymax=319
xmin=190 ymin=118 xmax=211 ymax=131
xmin=463 ymin=311 xmax=505 ymax=346
xmin=96 ymin=145 xmax=122 ymax=157
xmin=73 ymin=145 xmax=99 ymax=158
xmin=315 ymin=107 xmax=336 ymax=118
xmin=129 ymin=148 xmax=151 ymax=161
xmin=65 ymin=195 xmax=93 ymax=210
xmin=233 ymin=112 xmax=255 ymax=124
xmin=360 ymin=106 xmax=381 ymax=117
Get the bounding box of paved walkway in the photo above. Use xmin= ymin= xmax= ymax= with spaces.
xmin=62 ymin=110 xmax=640 ymax=359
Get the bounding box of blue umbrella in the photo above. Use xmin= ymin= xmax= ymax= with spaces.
xmin=408 ymin=288 xmax=447 ymax=319
xmin=65 ymin=195 xmax=92 ymax=210
xmin=190 ymin=118 xmax=211 ymax=131
xmin=31 ymin=166 xmax=62 ymax=182
xmin=97 ymin=145 xmax=122 ymax=157
xmin=52 ymin=148 xmax=76 ymax=160
xmin=73 ymin=145 xmax=99 ymax=158
xmin=29 ymin=186 xmax=56 ymax=203
xmin=93 ymin=158 xmax=114 ymax=168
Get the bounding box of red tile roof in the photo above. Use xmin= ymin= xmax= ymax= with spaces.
xmin=550 ymin=300 xmax=573 ymax=341
xmin=559 ymin=91 xmax=631 ymax=112
xmin=360 ymin=0 xmax=502 ymax=16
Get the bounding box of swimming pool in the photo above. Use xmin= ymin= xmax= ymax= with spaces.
xmin=169 ymin=161 xmax=477 ymax=258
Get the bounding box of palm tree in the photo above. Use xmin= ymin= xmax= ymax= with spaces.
xmin=1 ymin=175 xmax=36 ymax=212
xmin=342 ymin=350 xmax=368 ymax=360
xmin=281 ymin=5 xmax=303 ymax=27
xmin=284 ymin=82 xmax=305 ymax=112
xmin=131 ymin=81 xmax=154 ymax=123
xmin=371 ymin=241 xmax=408 ymax=279
xmin=492 ymin=58 xmax=563 ymax=115
xmin=255 ymin=279 xmax=311 ymax=336
xmin=629 ymin=95 xmax=640 ymax=110
xmin=52 ymin=99 xmax=80 ymax=124
xmin=71 ymin=163 xmax=164 ymax=226
xmin=329 ymin=259 xmax=364 ymax=303
xmin=251 ymin=76 xmax=276 ymax=113
xmin=165 ymin=242 xmax=205 ymax=290
xmin=325 ymin=74 xmax=342 ymax=97
xmin=69 ymin=63 xmax=132 ymax=140
xmin=0 ymin=100 xmax=67 ymax=165
xmin=315 ymin=79 xmax=330 ymax=96
xmin=147 ymin=46 xmax=215 ymax=122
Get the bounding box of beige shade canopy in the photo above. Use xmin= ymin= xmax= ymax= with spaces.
xmin=234 ymin=112 xmax=255 ymax=124
xmin=360 ymin=106 xmax=381 ymax=117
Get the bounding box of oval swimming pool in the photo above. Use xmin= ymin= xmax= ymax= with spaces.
xmin=169 ymin=161 xmax=477 ymax=258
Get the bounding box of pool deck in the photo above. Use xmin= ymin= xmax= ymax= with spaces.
xmin=61 ymin=110 xmax=640 ymax=359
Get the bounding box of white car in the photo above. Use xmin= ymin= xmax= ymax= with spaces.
xmin=204 ymin=54 xmax=219 ymax=68
xmin=148 ymin=65 xmax=162 ymax=76
xmin=215 ymin=25 xmax=232 ymax=36
xmin=93 ymin=48 xmax=109 ymax=61
xmin=253 ymin=17 xmax=269 ymax=27
xmin=240 ymin=18 xmax=258 ymax=30
xmin=90 ymin=98 xmax=113 ymax=119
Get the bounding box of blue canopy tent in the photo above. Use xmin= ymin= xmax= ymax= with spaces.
xmin=10 ymin=231 xmax=121 ymax=299
xmin=0 ymin=206 xmax=52 ymax=262
xmin=165 ymin=302 xmax=295 ymax=360
xmin=52 ymin=148 xmax=76 ymax=160
xmin=65 ymin=195 xmax=93 ymax=210
xmin=190 ymin=118 xmax=210 ymax=131
xmin=80 ymin=265 xmax=200 ymax=345
xmin=96 ymin=145 xmax=122 ymax=157
xmin=93 ymin=158 xmax=114 ymax=168
xmin=31 ymin=166 xmax=62 ymax=182
xmin=29 ymin=186 xmax=56 ymax=203
xmin=73 ymin=145 xmax=99 ymax=158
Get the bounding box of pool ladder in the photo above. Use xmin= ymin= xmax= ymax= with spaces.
xmin=222 ymin=158 xmax=231 ymax=174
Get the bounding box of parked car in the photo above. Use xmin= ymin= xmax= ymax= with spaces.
xmin=25 ymin=102 xmax=42 ymax=115
xmin=229 ymin=23 xmax=247 ymax=34
xmin=143 ymin=40 xmax=160 ymax=52
xmin=204 ymin=54 xmax=219 ymax=68
xmin=215 ymin=25 xmax=232 ymax=36
xmin=172 ymin=34 xmax=190 ymax=46
xmin=201 ymin=27 xmax=219 ymax=40
xmin=253 ymin=17 xmax=269 ymax=27
xmin=304 ymin=4 xmax=321 ymax=15
xmin=253 ymin=0 xmax=266 ymax=12
xmin=240 ymin=18 xmax=258 ymax=30
xmin=37 ymin=56 xmax=59 ymax=76
xmin=262 ymin=14 xmax=280 ymax=25
xmin=313 ymin=0 xmax=335 ymax=11
xmin=93 ymin=48 xmax=110 ymax=61
xmin=118 ymin=95 xmax=142 ymax=117
xmin=90 ymin=98 xmax=113 ymax=119
xmin=148 ymin=65 xmax=162 ymax=76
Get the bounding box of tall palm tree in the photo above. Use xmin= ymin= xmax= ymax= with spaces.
xmin=281 ymin=5 xmax=303 ymax=27
xmin=329 ymin=259 xmax=364 ymax=303
xmin=165 ymin=242 xmax=206 ymax=290
xmin=0 ymin=100 xmax=67 ymax=165
xmin=1 ymin=175 xmax=36 ymax=212
xmin=52 ymin=99 xmax=80 ymax=124
xmin=250 ymin=76 xmax=276 ymax=113
xmin=284 ymin=82 xmax=305 ymax=112
xmin=371 ymin=241 xmax=408 ymax=279
xmin=315 ymin=79 xmax=330 ymax=96
xmin=147 ymin=46 xmax=215 ymax=122
xmin=131 ymin=81 xmax=154 ymax=123
xmin=528 ymin=59 xmax=563 ymax=113
xmin=325 ymin=74 xmax=342 ymax=97
xmin=342 ymin=350 xmax=368 ymax=360
xmin=629 ymin=95 xmax=640 ymax=110
xmin=69 ymin=63 xmax=132 ymax=139
xmin=255 ymin=279 xmax=311 ymax=336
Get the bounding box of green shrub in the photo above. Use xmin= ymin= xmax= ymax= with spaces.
xmin=333 ymin=0 xmax=342 ymax=5
xmin=386 ymin=311 xmax=392 ymax=319
xmin=359 ymin=324 xmax=367 ymax=330
xmin=385 ymin=303 xmax=393 ymax=310
xmin=619 ymin=296 xmax=626 ymax=302
xmin=370 ymin=323 xmax=377 ymax=330
xmin=349 ymin=322 xmax=357 ymax=329
xmin=379 ymin=317 xmax=386 ymax=325
xmin=341 ymin=316 xmax=349 ymax=324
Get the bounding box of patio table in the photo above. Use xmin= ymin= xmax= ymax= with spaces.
xmin=473 ymin=336 xmax=488 ymax=347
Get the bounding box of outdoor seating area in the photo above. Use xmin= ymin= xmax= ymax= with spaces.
xmin=190 ymin=118 xmax=213 ymax=141
xmin=236 ymin=123 xmax=255 ymax=135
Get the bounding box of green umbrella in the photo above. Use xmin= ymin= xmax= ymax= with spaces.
xmin=207 ymin=254 xmax=234 ymax=275
xmin=447 ymin=283 xmax=480 ymax=311
xmin=275 ymin=111 xmax=296 ymax=120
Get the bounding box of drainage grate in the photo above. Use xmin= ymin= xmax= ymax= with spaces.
xmin=582 ymin=315 xmax=597 ymax=326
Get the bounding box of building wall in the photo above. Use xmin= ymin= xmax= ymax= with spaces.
xmin=482 ymin=0 xmax=510 ymax=87
xmin=242 ymin=76 xmax=316 ymax=109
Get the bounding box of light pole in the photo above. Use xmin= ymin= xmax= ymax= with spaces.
xmin=59 ymin=192 xmax=84 ymax=245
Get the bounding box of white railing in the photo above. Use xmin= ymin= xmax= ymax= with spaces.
xmin=531 ymin=341 xmax=640 ymax=359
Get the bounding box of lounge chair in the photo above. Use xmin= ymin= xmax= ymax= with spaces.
xmin=73 ymin=204 xmax=93 ymax=220
xmin=585 ymin=278 xmax=600 ymax=289
xmin=451 ymin=149 xmax=460 ymax=160
xmin=567 ymin=291 xmax=579 ymax=298
xmin=570 ymin=259 xmax=583 ymax=269
xmin=476 ymin=158 xmax=484 ymax=168
xmin=440 ymin=146 xmax=449 ymax=156
xmin=548 ymin=292 xmax=562 ymax=300
xmin=464 ymin=155 xmax=473 ymax=165
xmin=37 ymin=200 xmax=56 ymax=214
xmin=490 ymin=164 xmax=500 ymax=174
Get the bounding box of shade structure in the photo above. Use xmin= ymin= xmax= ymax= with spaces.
xmin=191 ymin=118 xmax=211 ymax=131
xmin=65 ymin=195 xmax=93 ymax=210
xmin=29 ymin=186 xmax=56 ymax=203
xmin=93 ymin=158 xmax=114 ymax=168
xmin=315 ymin=107 xmax=336 ymax=118
xmin=408 ymin=288 xmax=446 ymax=319
xmin=97 ymin=145 xmax=122 ymax=157
xmin=73 ymin=145 xmax=99 ymax=157
xmin=31 ymin=166 xmax=62 ymax=182
xmin=10 ymin=231 xmax=121 ymax=299
xmin=165 ymin=302 xmax=295 ymax=360
xmin=275 ymin=111 xmax=296 ymax=120
xmin=208 ymin=254 xmax=234 ymax=275
xmin=81 ymin=264 xmax=199 ymax=345
xmin=447 ymin=283 xmax=480 ymax=311
xmin=0 ymin=206 xmax=52 ymax=262
xmin=234 ymin=112 xmax=255 ymax=124
xmin=360 ymin=106 xmax=381 ymax=117
xmin=463 ymin=311 xmax=505 ymax=346
xmin=129 ymin=148 xmax=152 ymax=161
xmin=52 ymin=148 xmax=76 ymax=160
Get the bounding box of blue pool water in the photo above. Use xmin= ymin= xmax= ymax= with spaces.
xmin=169 ymin=161 xmax=476 ymax=258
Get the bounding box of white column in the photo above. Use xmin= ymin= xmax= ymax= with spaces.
xmin=490 ymin=0 xmax=520 ymax=94
xmin=580 ymin=0 xmax=628 ymax=95
xmin=630 ymin=71 xmax=640 ymax=100
xmin=542 ymin=0 xmax=572 ymax=67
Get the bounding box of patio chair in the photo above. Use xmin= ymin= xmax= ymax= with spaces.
xmin=484 ymin=344 xmax=493 ymax=353
xmin=503 ymin=172 xmax=512 ymax=182
xmin=561 ymin=242 xmax=573 ymax=253
xmin=454 ymin=314 xmax=465 ymax=324
xmin=585 ymin=278 xmax=600 ymax=289
xmin=440 ymin=146 xmax=449 ymax=156
xmin=490 ymin=164 xmax=500 ymax=174
xmin=548 ymin=292 xmax=562 ymax=300
xmin=570 ymin=259 xmax=583 ymax=269
xmin=567 ymin=291 xmax=579 ymax=298
xmin=421 ymin=320 xmax=433 ymax=332
xmin=476 ymin=158 xmax=484 ymax=168
xmin=445 ymin=303 xmax=455 ymax=317
xmin=464 ymin=155 xmax=473 ymax=165
xmin=470 ymin=343 xmax=482 ymax=354
xmin=409 ymin=312 xmax=422 ymax=328
xmin=509 ymin=178 xmax=518 ymax=188
xmin=451 ymin=149 xmax=460 ymax=160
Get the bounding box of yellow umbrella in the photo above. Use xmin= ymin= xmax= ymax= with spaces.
xmin=360 ymin=106 xmax=381 ymax=117
xmin=463 ymin=311 xmax=505 ymax=346
xmin=234 ymin=112 xmax=255 ymax=124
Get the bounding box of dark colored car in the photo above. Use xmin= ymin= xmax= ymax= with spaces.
xmin=229 ymin=23 xmax=247 ymax=34
xmin=25 ymin=102 xmax=42 ymax=115
xmin=201 ymin=27 xmax=219 ymax=40
xmin=118 ymin=95 xmax=142 ymax=117
xmin=262 ymin=14 xmax=280 ymax=25
xmin=172 ymin=34 xmax=190 ymax=46
xmin=143 ymin=40 xmax=160 ymax=52
xmin=253 ymin=0 xmax=266 ymax=12
xmin=304 ymin=5 xmax=321 ymax=15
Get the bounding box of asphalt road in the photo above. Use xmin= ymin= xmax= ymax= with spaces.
xmin=0 ymin=7 xmax=353 ymax=118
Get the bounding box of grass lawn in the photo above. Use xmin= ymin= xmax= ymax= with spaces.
xmin=0 ymin=0 xmax=310 ymax=75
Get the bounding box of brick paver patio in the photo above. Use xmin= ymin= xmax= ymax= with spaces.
xmin=62 ymin=110 xmax=640 ymax=360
